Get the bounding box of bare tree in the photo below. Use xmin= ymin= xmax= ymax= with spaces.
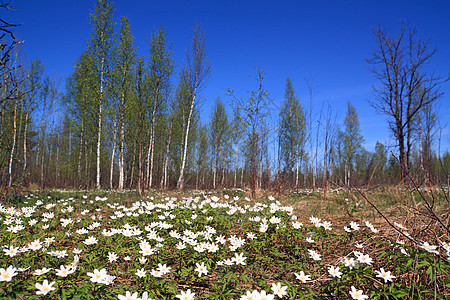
xmin=322 ymin=103 xmax=338 ymax=197
xmin=306 ymin=79 xmax=316 ymax=190
xmin=367 ymin=23 xmax=447 ymax=177
xmin=227 ymin=66 xmax=271 ymax=197
xmin=1 ymin=1 xmax=25 ymax=187
xmin=0 ymin=0 xmax=22 ymax=109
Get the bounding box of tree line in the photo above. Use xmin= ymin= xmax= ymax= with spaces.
xmin=1 ymin=0 xmax=448 ymax=194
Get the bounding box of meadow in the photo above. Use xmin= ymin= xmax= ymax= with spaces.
xmin=0 ymin=187 xmax=449 ymax=299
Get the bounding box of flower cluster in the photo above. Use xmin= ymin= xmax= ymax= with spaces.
xmin=0 ymin=192 xmax=447 ymax=299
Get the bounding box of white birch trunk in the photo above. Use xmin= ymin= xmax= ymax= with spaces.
xmin=97 ymin=57 xmax=104 ymax=190
xmin=85 ymin=142 xmax=89 ymax=186
xmin=36 ymin=92 xmax=46 ymax=170
xmin=129 ymin=139 xmax=136 ymax=188
xmin=213 ymin=144 xmax=217 ymax=189
xmin=78 ymin=123 xmax=84 ymax=178
xmin=35 ymin=133 xmax=40 ymax=169
xmin=110 ymin=120 xmax=117 ymax=189
xmin=40 ymin=137 xmax=45 ymax=189
xmin=221 ymin=164 xmax=225 ymax=188
xmin=97 ymin=102 xmax=102 ymax=190
xmin=148 ymin=85 xmax=159 ymax=189
xmin=149 ymin=124 xmax=156 ymax=189
xmin=233 ymin=144 xmax=238 ymax=187
xmin=239 ymin=167 xmax=244 ymax=187
xmin=295 ymin=147 xmax=299 ymax=189
xmin=23 ymin=112 xmax=28 ymax=176
xmin=161 ymin=117 xmax=173 ymax=189
xmin=118 ymin=116 xmax=125 ymax=191
xmin=56 ymin=137 xmax=60 ymax=186
xmin=8 ymin=102 xmax=17 ymax=187
xmin=146 ymin=139 xmax=151 ymax=189
xmin=137 ymin=141 xmax=143 ymax=194
xmin=177 ymin=91 xmax=196 ymax=190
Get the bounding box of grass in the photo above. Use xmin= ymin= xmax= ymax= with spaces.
xmin=0 ymin=187 xmax=449 ymax=299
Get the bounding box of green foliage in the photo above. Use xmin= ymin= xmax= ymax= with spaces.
xmin=1 ymin=191 xmax=450 ymax=299
xmin=4 ymin=0 xmax=450 ymax=195
xmin=342 ymin=102 xmax=364 ymax=165
xmin=88 ymin=0 xmax=116 ymax=77
xmin=279 ymin=78 xmax=306 ymax=180
xmin=210 ymin=97 xmax=230 ymax=189
xmin=171 ymin=75 xmax=200 ymax=176
xmin=335 ymin=102 xmax=365 ymax=185
xmin=222 ymin=188 xmax=245 ymax=198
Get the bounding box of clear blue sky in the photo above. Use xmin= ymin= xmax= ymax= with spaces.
xmin=8 ymin=0 xmax=450 ymax=153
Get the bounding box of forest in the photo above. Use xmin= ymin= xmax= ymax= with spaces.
xmin=1 ymin=0 xmax=449 ymax=194
xmin=2 ymin=1 xmax=450 ymax=299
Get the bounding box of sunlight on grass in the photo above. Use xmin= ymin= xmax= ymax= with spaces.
xmin=0 ymin=191 xmax=449 ymax=299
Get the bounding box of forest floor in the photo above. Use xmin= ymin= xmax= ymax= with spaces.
xmin=1 ymin=185 xmax=449 ymax=299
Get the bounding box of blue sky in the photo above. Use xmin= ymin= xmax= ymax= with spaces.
xmin=8 ymin=0 xmax=450 ymax=153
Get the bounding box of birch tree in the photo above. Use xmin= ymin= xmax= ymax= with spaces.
xmin=210 ymin=97 xmax=229 ymax=189
xmin=0 ymin=0 xmax=21 ymax=110
xmin=160 ymin=99 xmax=175 ymax=190
xmin=231 ymin=104 xmax=245 ymax=187
xmin=0 ymin=5 xmax=23 ymax=187
xmin=63 ymin=51 xmax=97 ymax=187
xmin=196 ymin=124 xmax=208 ymax=189
xmin=111 ymin=16 xmax=136 ymax=190
xmin=127 ymin=57 xmax=146 ymax=191
xmin=22 ymin=59 xmax=44 ymax=181
xmin=146 ymin=26 xmax=174 ymax=189
xmin=322 ymin=103 xmax=337 ymax=195
xmin=37 ymin=76 xmax=58 ymax=188
xmin=7 ymin=95 xmax=17 ymax=187
xmin=279 ymin=78 xmax=306 ymax=188
xmin=88 ymin=0 xmax=115 ymax=190
xmin=227 ymin=66 xmax=271 ymax=197
xmin=177 ymin=26 xmax=211 ymax=190
xmin=339 ymin=102 xmax=364 ymax=186
xmin=306 ymin=79 xmax=316 ymax=190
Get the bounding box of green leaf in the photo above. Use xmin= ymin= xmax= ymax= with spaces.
xmin=416 ymin=260 xmax=430 ymax=269
xmin=426 ymin=265 xmax=435 ymax=282
xmin=405 ymin=258 xmax=414 ymax=268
